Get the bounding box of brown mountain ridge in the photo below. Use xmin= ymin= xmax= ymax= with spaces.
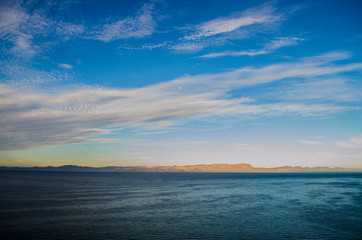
xmin=1 ymin=163 xmax=361 ymax=172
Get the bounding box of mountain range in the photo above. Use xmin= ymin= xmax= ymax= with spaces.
xmin=1 ymin=163 xmax=361 ymax=172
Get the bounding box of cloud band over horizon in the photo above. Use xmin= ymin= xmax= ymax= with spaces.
xmin=1 ymin=51 xmax=361 ymax=151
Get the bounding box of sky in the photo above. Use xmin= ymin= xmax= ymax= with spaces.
xmin=0 ymin=0 xmax=361 ymax=168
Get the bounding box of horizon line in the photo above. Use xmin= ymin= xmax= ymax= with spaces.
xmin=1 ymin=163 xmax=361 ymax=172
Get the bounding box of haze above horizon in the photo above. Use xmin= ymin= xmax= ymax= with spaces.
xmin=0 ymin=0 xmax=361 ymax=168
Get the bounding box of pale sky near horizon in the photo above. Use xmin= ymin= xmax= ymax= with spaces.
xmin=0 ymin=0 xmax=361 ymax=168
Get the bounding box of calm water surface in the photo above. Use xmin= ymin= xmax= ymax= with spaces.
xmin=0 ymin=171 xmax=362 ymax=239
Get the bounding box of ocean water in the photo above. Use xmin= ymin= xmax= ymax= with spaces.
xmin=0 ymin=171 xmax=362 ymax=240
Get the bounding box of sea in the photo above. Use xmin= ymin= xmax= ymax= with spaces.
xmin=0 ymin=171 xmax=361 ymax=240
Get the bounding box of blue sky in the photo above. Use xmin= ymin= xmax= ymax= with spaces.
xmin=0 ymin=0 xmax=361 ymax=167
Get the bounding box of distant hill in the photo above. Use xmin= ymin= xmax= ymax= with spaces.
xmin=0 ymin=163 xmax=360 ymax=172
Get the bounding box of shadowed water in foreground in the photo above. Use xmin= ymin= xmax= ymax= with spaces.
xmin=1 ymin=171 xmax=361 ymax=239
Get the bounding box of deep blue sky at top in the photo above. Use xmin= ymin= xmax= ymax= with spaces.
xmin=5 ymin=0 xmax=359 ymax=87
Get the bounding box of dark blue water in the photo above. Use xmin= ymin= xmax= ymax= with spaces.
xmin=1 ymin=171 xmax=362 ymax=239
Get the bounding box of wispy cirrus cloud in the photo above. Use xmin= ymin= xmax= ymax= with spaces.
xmin=184 ymin=3 xmax=281 ymax=40
xmin=56 ymin=22 xmax=86 ymax=39
xmin=268 ymin=78 xmax=362 ymax=103
xmin=113 ymin=2 xmax=288 ymax=54
xmin=0 ymin=0 xmax=168 ymax=65
xmin=336 ymin=135 xmax=362 ymax=149
xmin=58 ymin=63 xmax=73 ymax=69
xmin=265 ymin=37 xmax=304 ymax=50
xmin=164 ymin=2 xmax=285 ymax=53
xmin=0 ymin=1 xmax=296 ymax=59
xmin=0 ymin=0 xmax=87 ymax=57
xmin=113 ymin=2 xmax=304 ymax=57
xmin=200 ymin=36 xmax=304 ymax=58
xmin=233 ymin=143 xmax=257 ymax=150
xmin=200 ymin=50 xmax=269 ymax=58
xmin=0 ymin=51 xmax=361 ymax=150
xmin=93 ymin=2 xmax=159 ymax=42
xmin=168 ymin=42 xmax=209 ymax=52
xmin=297 ymin=140 xmax=325 ymax=145
xmin=0 ymin=0 xmax=163 ymax=58
xmin=0 ymin=1 xmax=48 ymax=56
xmin=1 ymin=60 xmax=74 ymax=85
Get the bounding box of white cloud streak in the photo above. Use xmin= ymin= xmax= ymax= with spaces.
xmin=120 ymin=2 xmax=287 ymax=54
xmin=56 ymin=22 xmax=85 ymax=39
xmin=297 ymin=140 xmax=325 ymax=145
xmin=1 ymin=61 xmax=73 ymax=84
xmin=336 ymin=136 xmax=362 ymax=149
xmin=0 ymin=0 xmax=164 ymax=61
xmin=0 ymin=0 xmax=86 ymax=57
xmin=93 ymin=2 xmax=158 ymax=42
xmin=1 ymin=51 xmax=361 ymax=150
xmin=0 ymin=1 xmax=47 ymax=56
xmin=169 ymin=42 xmax=208 ymax=52
xmin=200 ymin=37 xmax=304 ymax=58
xmin=184 ymin=4 xmax=281 ymax=40
xmin=265 ymin=37 xmax=304 ymax=50
xmin=269 ymin=78 xmax=362 ymax=102
xmin=165 ymin=3 xmax=283 ymax=53
xmin=201 ymin=50 xmax=269 ymax=58
xmin=58 ymin=63 xmax=73 ymax=69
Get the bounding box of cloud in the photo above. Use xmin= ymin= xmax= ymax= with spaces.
xmin=229 ymin=103 xmax=353 ymax=117
xmin=297 ymin=140 xmax=325 ymax=145
xmin=265 ymin=37 xmax=304 ymax=50
xmin=200 ymin=37 xmax=304 ymax=58
xmin=0 ymin=0 xmax=163 ymax=61
xmin=133 ymin=121 xmax=177 ymax=132
xmin=0 ymin=1 xmax=27 ymax=30
xmin=268 ymin=78 xmax=362 ymax=103
xmin=336 ymin=136 xmax=362 ymax=149
xmin=56 ymin=22 xmax=85 ymax=39
xmin=0 ymin=51 xmax=361 ymax=150
xmin=93 ymin=2 xmax=158 ymax=42
xmin=200 ymin=50 xmax=268 ymax=58
xmin=58 ymin=63 xmax=73 ymax=69
xmin=0 ymin=0 xmax=86 ymax=57
xmin=113 ymin=2 xmax=287 ymax=54
xmin=125 ymin=138 xmax=214 ymax=147
xmin=169 ymin=42 xmax=208 ymax=52
xmin=184 ymin=3 xmax=281 ymax=40
xmin=0 ymin=1 xmax=47 ymax=56
xmin=1 ymin=61 xmax=74 ymax=84
xmin=164 ymin=3 xmax=283 ymax=53
xmin=233 ymin=143 xmax=257 ymax=150
xmin=140 ymin=41 xmax=170 ymax=50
